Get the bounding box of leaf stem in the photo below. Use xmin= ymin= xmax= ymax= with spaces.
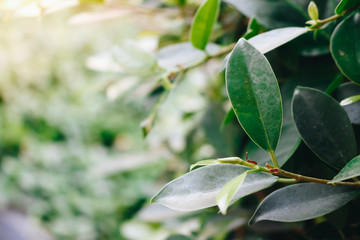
xmin=274 ymin=168 xmax=360 ymax=188
xmin=278 ymin=178 xmax=298 ymax=183
xmin=308 ymin=3 xmax=360 ymax=30
xmin=269 ymin=150 xmax=279 ymax=168
xmin=217 ymin=157 xmax=360 ymax=188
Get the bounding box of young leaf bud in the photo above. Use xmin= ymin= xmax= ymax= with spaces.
xmin=308 ymin=1 xmax=319 ymax=20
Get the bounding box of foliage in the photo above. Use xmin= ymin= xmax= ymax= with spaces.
xmin=1 ymin=0 xmax=360 ymax=239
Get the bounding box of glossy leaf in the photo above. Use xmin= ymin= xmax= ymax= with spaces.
xmin=250 ymin=183 xmax=359 ymax=224
xmin=156 ymin=42 xmax=220 ymax=71
xmin=152 ymin=164 xmax=278 ymax=211
xmin=330 ymin=155 xmax=360 ymax=183
xmin=219 ymin=27 xmax=308 ymax=72
xmin=248 ymin=27 xmax=308 ymax=54
xmin=190 ymin=0 xmax=220 ymax=50
xmin=247 ymin=120 xmax=300 ymax=167
xmin=335 ymin=82 xmax=360 ymax=124
xmin=292 ymin=87 xmax=357 ymax=169
xmin=340 ymin=95 xmax=360 ymax=106
xmin=226 ymin=38 xmax=282 ymax=152
xmin=224 ymin=0 xmax=307 ymax=28
xmin=335 ymin=0 xmax=360 ymax=15
xmin=216 ymin=171 xmax=248 ymax=214
xmin=330 ymin=13 xmax=360 ymax=84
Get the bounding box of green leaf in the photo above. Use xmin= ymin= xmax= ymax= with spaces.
xmin=246 ymin=120 xmax=300 ymax=167
xmin=220 ymin=108 xmax=236 ymax=131
xmin=334 ymin=82 xmax=360 ymax=124
xmin=190 ymin=159 xmax=219 ymax=171
xmin=242 ymin=18 xmax=264 ymax=40
xmin=152 ymin=164 xmax=278 ymax=211
xmin=335 ymin=0 xmax=360 ymax=15
xmin=292 ymin=87 xmax=357 ymax=169
xmin=330 ymin=13 xmax=360 ymax=84
xmin=226 ymin=38 xmax=282 ymax=152
xmin=308 ymin=1 xmax=319 ymax=20
xmin=224 ymin=0 xmax=307 ymax=28
xmin=250 ymin=183 xmax=360 ymax=224
xmin=247 ymin=27 xmax=308 ymax=54
xmin=219 ymin=27 xmax=308 ymax=74
xmin=340 ymin=95 xmax=360 ymax=106
xmin=190 ymin=0 xmax=220 ymax=50
xmin=330 ymin=155 xmax=360 ymax=183
xmin=216 ymin=171 xmax=248 ymax=214
xmin=156 ymin=42 xmax=220 ymax=71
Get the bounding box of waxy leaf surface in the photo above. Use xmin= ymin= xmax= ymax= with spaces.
xmin=224 ymin=0 xmax=307 ymax=28
xmin=219 ymin=27 xmax=308 ymax=72
xmin=292 ymin=87 xmax=357 ymax=169
xmin=250 ymin=183 xmax=359 ymax=224
xmin=335 ymin=0 xmax=360 ymax=15
xmin=216 ymin=171 xmax=248 ymax=214
xmin=330 ymin=13 xmax=360 ymax=84
xmin=330 ymin=155 xmax=360 ymax=182
xmin=226 ymin=38 xmax=282 ymax=152
xmin=247 ymin=120 xmax=300 ymax=167
xmin=190 ymin=0 xmax=220 ymax=50
xmin=152 ymin=164 xmax=278 ymax=211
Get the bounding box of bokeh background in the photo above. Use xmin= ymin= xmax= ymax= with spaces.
xmin=0 ymin=1 xmax=238 ymax=239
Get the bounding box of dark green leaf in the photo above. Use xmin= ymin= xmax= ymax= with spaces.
xmin=220 ymin=108 xmax=236 ymax=131
xmin=335 ymin=0 xmax=360 ymax=15
xmin=250 ymin=183 xmax=359 ymax=224
xmin=330 ymin=155 xmax=360 ymax=182
xmin=334 ymin=82 xmax=360 ymax=124
xmin=292 ymin=87 xmax=357 ymax=169
xmin=325 ymin=74 xmax=344 ymax=94
xmin=242 ymin=18 xmax=263 ymax=39
xmin=152 ymin=164 xmax=278 ymax=211
xmin=330 ymin=13 xmax=360 ymax=84
xmin=247 ymin=120 xmax=300 ymax=167
xmin=226 ymin=38 xmax=282 ymax=152
xmin=190 ymin=0 xmax=220 ymax=50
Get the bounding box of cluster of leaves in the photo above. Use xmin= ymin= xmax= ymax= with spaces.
xmin=2 ymin=0 xmax=360 ymax=239
xmin=147 ymin=0 xmax=360 ymax=239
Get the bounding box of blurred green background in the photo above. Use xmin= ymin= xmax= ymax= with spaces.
xmin=0 ymin=1 xmax=246 ymax=239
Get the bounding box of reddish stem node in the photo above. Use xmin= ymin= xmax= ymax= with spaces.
xmin=246 ymin=152 xmax=257 ymax=165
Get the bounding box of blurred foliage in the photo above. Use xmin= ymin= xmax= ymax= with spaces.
xmin=1 ymin=0 xmax=359 ymax=240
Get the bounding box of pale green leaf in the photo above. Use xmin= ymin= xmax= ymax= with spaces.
xmin=330 ymin=156 xmax=360 ymax=183
xmin=190 ymin=0 xmax=220 ymax=50
xmin=216 ymin=171 xmax=248 ymax=214
xmin=340 ymin=94 xmax=360 ymax=106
